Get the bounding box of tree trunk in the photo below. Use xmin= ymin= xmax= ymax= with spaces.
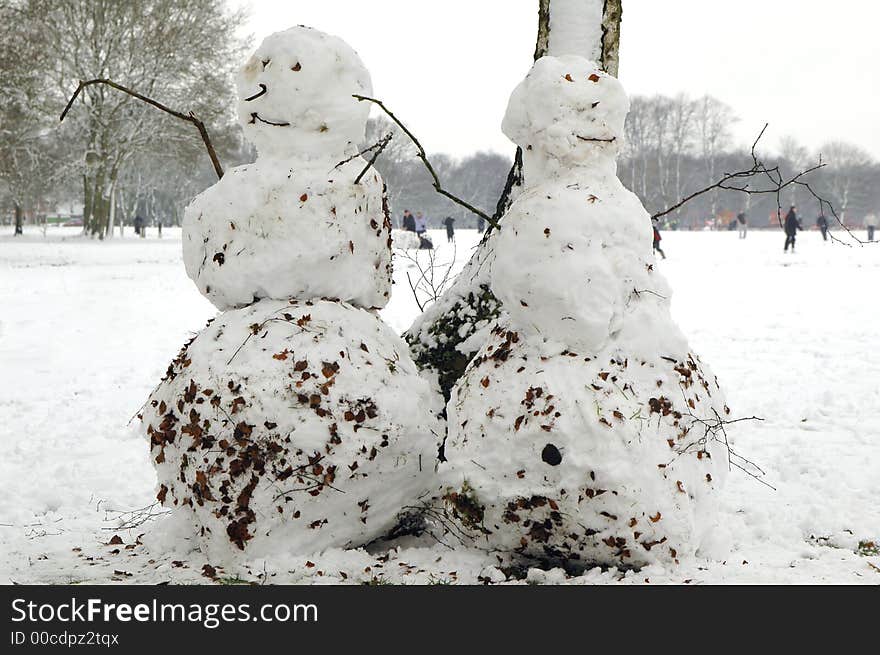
xmin=14 ymin=202 xmax=23 ymax=236
xmin=404 ymin=0 xmax=623 ymax=407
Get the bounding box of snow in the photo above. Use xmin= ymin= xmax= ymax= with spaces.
xmin=236 ymin=26 xmax=372 ymax=160
xmin=437 ymin=56 xmax=729 ymax=569
xmin=1 ymin=226 xmax=879 ymax=583
xmin=142 ymin=298 xmax=440 ymax=563
xmin=183 ymin=158 xmax=391 ymax=311
xmin=185 ymin=26 xmax=390 ymax=312
xmin=166 ymin=27 xmax=439 ymax=563
xmin=501 ymin=56 xmax=627 ymax=183
xmin=547 ymin=0 xmax=605 ymax=61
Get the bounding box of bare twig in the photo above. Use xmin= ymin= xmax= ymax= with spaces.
xmin=354 ymin=133 xmax=392 ymax=184
xmin=652 ymin=123 xmax=864 ymax=245
xmin=60 ymin=78 xmax=224 ymax=180
xmin=352 ymin=94 xmax=499 ymax=229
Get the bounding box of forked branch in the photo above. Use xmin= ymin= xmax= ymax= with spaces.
xmin=353 ymin=94 xmax=499 ymax=229
xmin=60 ymin=78 xmax=224 ymax=180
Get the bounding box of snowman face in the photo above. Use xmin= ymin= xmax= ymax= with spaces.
xmin=502 ymin=55 xmax=629 ymax=167
xmin=236 ymin=26 xmax=372 ymax=159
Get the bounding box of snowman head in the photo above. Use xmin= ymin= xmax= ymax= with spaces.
xmin=502 ymin=55 xmax=629 ymax=179
xmin=237 ymin=26 xmax=372 ymax=159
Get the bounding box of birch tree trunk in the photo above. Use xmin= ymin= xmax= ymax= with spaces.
xmin=404 ymin=0 xmax=624 ymax=412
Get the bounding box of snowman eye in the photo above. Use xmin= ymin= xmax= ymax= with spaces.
xmin=291 ymin=62 xmax=302 ymax=72
xmin=261 ymin=58 xmax=271 ymax=69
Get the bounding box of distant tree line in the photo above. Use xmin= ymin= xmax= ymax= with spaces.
xmin=1 ymin=4 xmax=876 ymax=238
xmin=620 ymin=93 xmax=880 ymax=229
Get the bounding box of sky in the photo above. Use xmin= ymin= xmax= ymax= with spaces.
xmin=236 ymin=0 xmax=880 ymax=160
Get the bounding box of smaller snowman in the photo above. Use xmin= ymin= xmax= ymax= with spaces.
xmin=440 ymin=56 xmax=730 ymax=570
xmin=142 ymin=27 xmax=439 ymax=564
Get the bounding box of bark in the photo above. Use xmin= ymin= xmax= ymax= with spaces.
xmin=600 ymin=0 xmax=623 ymax=77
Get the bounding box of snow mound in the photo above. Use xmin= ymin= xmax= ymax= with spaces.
xmin=182 ymin=159 xmax=392 ymax=311
xmin=237 ymin=26 xmax=372 ymax=159
xmin=142 ymin=299 xmax=440 ymax=563
xmin=391 ymin=229 xmax=422 ymax=251
xmin=440 ymin=56 xmax=729 ymax=569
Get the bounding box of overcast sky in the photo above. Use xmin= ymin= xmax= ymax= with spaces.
xmin=237 ymin=0 xmax=880 ymax=160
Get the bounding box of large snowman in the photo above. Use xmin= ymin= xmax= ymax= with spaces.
xmin=440 ymin=56 xmax=730 ymax=570
xmin=142 ymin=27 xmax=439 ymax=563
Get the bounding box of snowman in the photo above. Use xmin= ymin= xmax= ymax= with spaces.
xmin=439 ymin=56 xmax=730 ymax=570
xmin=141 ymin=27 xmax=439 ymax=563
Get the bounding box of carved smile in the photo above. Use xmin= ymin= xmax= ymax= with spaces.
xmin=248 ymin=112 xmax=290 ymax=127
xmin=244 ymin=84 xmax=268 ymax=102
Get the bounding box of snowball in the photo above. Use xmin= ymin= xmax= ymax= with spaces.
xmin=441 ymin=323 xmax=729 ymax=569
xmin=142 ymin=299 xmax=440 ymax=563
xmin=501 ymin=56 xmax=628 ymax=180
xmin=237 ymin=26 xmax=372 ymax=159
xmin=491 ymin=169 xmax=666 ymax=353
xmin=182 ymin=158 xmax=392 ymax=311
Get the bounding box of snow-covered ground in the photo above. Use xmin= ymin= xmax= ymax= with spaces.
xmin=1 ymin=225 xmax=878 ymax=584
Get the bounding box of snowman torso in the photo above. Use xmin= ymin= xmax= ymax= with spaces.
xmin=183 ymin=158 xmax=391 ymax=311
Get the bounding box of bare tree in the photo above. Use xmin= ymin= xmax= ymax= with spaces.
xmin=30 ymin=0 xmax=246 ymax=238
xmin=693 ymin=95 xmax=737 ymax=219
xmin=819 ymin=141 xmax=872 ymax=225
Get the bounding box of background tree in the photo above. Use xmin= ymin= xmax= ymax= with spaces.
xmin=0 ymin=0 xmax=248 ymax=238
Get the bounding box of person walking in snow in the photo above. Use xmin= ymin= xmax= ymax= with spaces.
xmin=865 ymin=212 xmax=878 ymax=242
xmin=783 ymin=205 xmax=800 ymax=253
xmin=477 ymin=216 xmax=485 ymax=234
xmin=816 ymin=213 xmax=829 ymax=241
xmin=652 ymin=217 xmax=666 ymax=259
xmin=414 ymin=211 xmax=428 ymax=235
xmin=737 ymin=212 xmax=748 ymax=239
xmin=443 ymin=216 xmax=455 ymax=242
xmin=134 ymin=214 xmax=145 ymax=237
xmin=402 ymin=209 xmax=416 ymax=232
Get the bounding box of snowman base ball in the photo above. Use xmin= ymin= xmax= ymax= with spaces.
xmin=142 ymin=299 xmax=439 ymax=563
xmin=441 ymin=323 xmax=730 ymax=572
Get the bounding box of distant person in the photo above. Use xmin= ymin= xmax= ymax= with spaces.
xmin=865 ymin=212 xmax=878 ymax=242
xmin=477 ymin=216 xmax=485 ymax=234
xmin=737 ymin=212 xmax=748 ymax=239
xmin=816 ymin=213 xmax=829 ymax=241
xmin=133 ymin=214 xmax=145 ymax=237
xmin=402 ymin=209 xmax=416 ymax=232
xmin=414 ymin=211 xmax=428 ymax=235
xmin=443 ymin=216 xmax=455 ymax=242
xmin=783 ymin=205 xmax=800 ymax=253
xmin=652 ymin=217 xmax=666 ymax=259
